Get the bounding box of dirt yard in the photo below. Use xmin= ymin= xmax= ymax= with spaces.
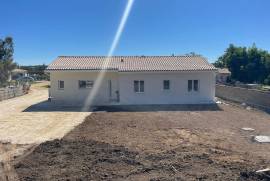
xmin=14 ymin=103 xmax=270 ymax=180
xmin=0 ymin=82 xmax=90 ymax=180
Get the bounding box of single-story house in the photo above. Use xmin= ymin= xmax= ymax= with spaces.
xmin=46 ymin=56 xmax=217 ymax=106
xmin=8 ymin=68 xmax=28 ymax=81
xmin=216 ymin=68 xmax=231 ymax=83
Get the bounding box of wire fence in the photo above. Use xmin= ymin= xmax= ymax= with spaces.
xmin=0 ymin=85 xmax=30 ymax=101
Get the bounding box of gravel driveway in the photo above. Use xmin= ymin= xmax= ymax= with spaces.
xmin=0 ymin=81 xmax=90 ymax=144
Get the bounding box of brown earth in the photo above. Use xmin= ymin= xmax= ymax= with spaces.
xmin=0 ymin=81 xmax=90 ymax=181
xmin=14 ymin=104 xmax=270 ymax=180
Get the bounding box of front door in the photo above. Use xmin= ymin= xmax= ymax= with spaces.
xmin=108 ymin=79 xmax=120 ymax=103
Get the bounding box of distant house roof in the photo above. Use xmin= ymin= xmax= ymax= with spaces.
xmin=11 ymin=69 xmax=27 ymax=73
xmin=46 ymin=56 xmax=217 ymax=72
xmin=218 ymin=68 xmax=231 ymax=74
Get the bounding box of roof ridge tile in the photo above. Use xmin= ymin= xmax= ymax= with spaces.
xmin=47 ymin=56 xmax=217 ymax=72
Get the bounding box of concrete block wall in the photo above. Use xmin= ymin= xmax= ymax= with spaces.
xmin=216 ymin=84 xmax=270 ymax=109
xmin=0 ymin=86 xmax=25 ymax=101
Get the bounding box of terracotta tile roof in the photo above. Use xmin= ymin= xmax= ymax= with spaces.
xmin=46 ymin=56 xmax=217 ymax=72
xmin=11 ymin=69 xmax=27 ymax=73
xmin=218 ymin=68 xmax=231 ymax=74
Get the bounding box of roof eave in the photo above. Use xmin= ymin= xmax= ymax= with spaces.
xmin=46 ymin=68 xmax=217 ymax=72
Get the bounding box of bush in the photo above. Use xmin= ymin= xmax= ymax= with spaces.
xmin=264 ymin=75 xmax=270 ymax=85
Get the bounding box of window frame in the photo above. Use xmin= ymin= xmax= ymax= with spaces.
xmin=108 ymin=80 xmax=112 ymax=97
xmin=134 ymin=80 xmax=144 ymax=93
xmin=188 ymin=80 xmax=199 ymax=92
xmin=188 ymin=80 xmax=193 ymax=92
xmin=163 ymin=80 xmax=170 ymax=90
xmin=193 ymin=80 xmax=199 ymax=92
xmin=78 ymin=80 xmax=94 ymax=89
xmin=58 ymin=80 xmax=64 ymax=90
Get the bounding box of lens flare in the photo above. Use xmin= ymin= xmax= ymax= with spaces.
xmin=82 ymin=0 xmax=135 ymax=111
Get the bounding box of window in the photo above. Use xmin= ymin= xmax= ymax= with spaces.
xmin=188 ymin=80 xmax=199 ymax=92
xmin=140 ymin=80 xmax=144 ymax=92
xmin=79 ymin=80 xmax=94 ymax=89
xmin=134 ymin=80 xmax=144 ymax=93
xmin=134 ymin=81 xmax=139 ymax=92
xmin=163 ymin=80 xmax=170 ymax=90
xmin=108 ymin=80 xmax=112 ymax=97
xmin=58 ymin=80 xmax=64 ymax=90
xmin=193 ymin=80 xmax=199 ymax=91
xmin=188 ymin=80 xmax=193 ymax=92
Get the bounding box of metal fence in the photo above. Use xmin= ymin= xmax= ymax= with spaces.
xmin=0 ymin=85 xmax=30 ymax=101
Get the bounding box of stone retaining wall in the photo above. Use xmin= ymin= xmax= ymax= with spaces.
xmin=0 ymin=85 xmax=30 ymax=101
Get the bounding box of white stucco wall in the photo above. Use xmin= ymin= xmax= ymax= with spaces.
xmin=49 ymin=71 xmax=119 ymax=106
xmin=118 ymin=71 xmax=216 ymax=105
xmin=49 ymin=70 xmax=216 ymax=106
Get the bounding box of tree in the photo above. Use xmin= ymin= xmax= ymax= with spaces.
xmin=214 ymin=44 xmax=270 ymax=85
xmin=21 ymin=64 xmax=49 ymax=80
xmin=185 ymin=52 xmax=202 ymax=57
xmin=0 ymin=37 xmax=16 ymax=85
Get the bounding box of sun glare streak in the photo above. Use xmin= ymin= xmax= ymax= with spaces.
xmin=82 ymin=0 xmax=135 ymax=111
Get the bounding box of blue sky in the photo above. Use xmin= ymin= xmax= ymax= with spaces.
xmin=2 ymin=0 xmax=270 ymax=65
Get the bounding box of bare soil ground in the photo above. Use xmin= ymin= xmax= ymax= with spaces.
xmin=0 ymin=82 xmax=90 ymax=180
xmin=14 ymin=104 xmax=270 ymax=180
xmin=0 ymin=81 xmax=90 ymax=145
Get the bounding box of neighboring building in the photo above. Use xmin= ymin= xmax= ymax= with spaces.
xmin=46 ymin=56 xmax=217 ymax=106
xmin=216 ymin=68 xmax=231 ymax=83
xmin=8 ymin=69 xmax=28 ymax=81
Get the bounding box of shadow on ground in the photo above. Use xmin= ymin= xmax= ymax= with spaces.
xmin=23 ymin=101 xmax=223 ymax=112
xmin=23 ymin=101 xmax=92 ymax=112
xmin=95 ymin=104 xmax=223 ymax=112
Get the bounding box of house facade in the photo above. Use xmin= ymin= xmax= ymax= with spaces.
xmin=216 ymin=68 xmax=231 ymax=83
xmin=8 ymin=68 xmax=28 ymax=81
xmin=46 ymin=56 xmax=217 ymax=106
